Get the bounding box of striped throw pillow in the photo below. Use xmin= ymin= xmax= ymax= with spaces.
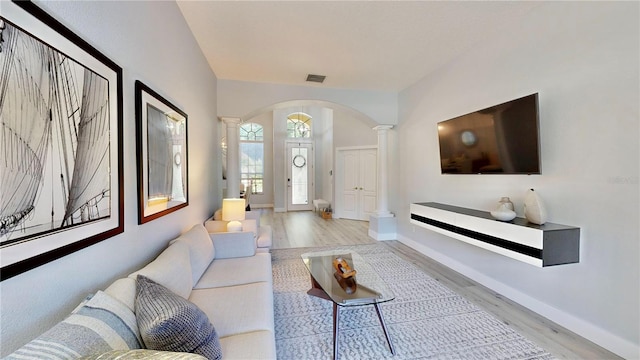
xmin=79 ymin=349 xmax=207 ymax=359
xmin=6 ymin=291 xmax=141 ymax=359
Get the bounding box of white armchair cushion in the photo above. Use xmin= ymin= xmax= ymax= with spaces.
xmin=239 ymin=219 xmax=257 ymax=238
xmin=257 ymin=225 xmax=273 ymax=249
xmin=170 ymin=224 xmax=215 ymax=284
xmin=129 ymin=241 xmax=193 ymax=299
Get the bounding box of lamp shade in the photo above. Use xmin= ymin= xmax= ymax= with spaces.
xmin=222 ymin=198 xmax=246 ymax=232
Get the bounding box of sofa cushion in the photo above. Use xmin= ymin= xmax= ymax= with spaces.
xmin=189 ymin=282 xmax=274 ymax=339
xmin=209 ymin=232 xmax=257 ymax=259
xmin=135 ymin=275 xmax=222 ymax=360
xmin=219 ymin=331 xmax=276 ymax=360
xmin=193 ymin=253 xmax=273 ymax=289
xmin=104 ymin=277 xmax=137 ymax=312
xmin=6 ymin=291 xmax=141 ymax=359
xmin=170 ymin=224 xmax=215 ymax=284
xmin=129 ymin=241 xmax=193 ymax=299
xmin=80 ymin=349 xmax=207 ymax=359
xmin=194 ymin=253 xmax=272 ymax=289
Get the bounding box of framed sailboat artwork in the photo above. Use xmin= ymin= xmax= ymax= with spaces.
xmin=0 ymin=1 xmax=124 ymax=280
xmin=135 ymin=81 xmax=189 ymax=224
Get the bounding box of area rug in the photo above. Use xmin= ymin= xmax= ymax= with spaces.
xmin=272 ymin=244 xmax=556 ymax=360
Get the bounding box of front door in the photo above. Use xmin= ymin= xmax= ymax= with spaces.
xmin=287 ymin=142 xmax=314 ymax=211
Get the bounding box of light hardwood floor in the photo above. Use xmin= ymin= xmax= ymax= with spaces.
xmin=261 ymin=209 xmax=621 ymax=360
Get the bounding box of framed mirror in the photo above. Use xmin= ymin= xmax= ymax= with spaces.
xmin=135 ymin=81 xmax=188 ymax=224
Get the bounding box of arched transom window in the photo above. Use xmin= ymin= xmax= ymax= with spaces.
xmin=287 ymin=112 xmax=312 ymax=138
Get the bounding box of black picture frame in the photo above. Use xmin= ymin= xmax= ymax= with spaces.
xmin=0 ymin=1 xmax=124 ymax=281
xmin=135 ymin=81 xmax=189 ymax=224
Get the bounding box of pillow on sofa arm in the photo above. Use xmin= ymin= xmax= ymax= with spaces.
xmin=6 ymin=291 xmax=141 ymax=359
xmin=80 ymin=349 xmax=207 ymax=359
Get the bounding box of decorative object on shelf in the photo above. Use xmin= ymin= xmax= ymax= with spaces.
xmin=490 ymin=202 xmax=517 ymax=222
xmin=498 ymin=197 xmax=515 ymax=211
xmin=333 ymin=257 xmax=356 ymax=278
xmin=524 ymin=188 xmax=547 ymax=225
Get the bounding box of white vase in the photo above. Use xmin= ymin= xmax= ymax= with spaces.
xmin=523 ymin=189 xmax=547 ymax=225
xmin=490 ymin=203 xmax=517 ymax=221
xmin=498 ymin=197 xmax=514 ymax=211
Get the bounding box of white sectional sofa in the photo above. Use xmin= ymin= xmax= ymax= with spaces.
xmin=6 ymin=224 xmax=275 ymax=360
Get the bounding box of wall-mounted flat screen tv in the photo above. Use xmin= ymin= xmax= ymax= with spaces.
xmin=437 ymin=93 xmax=541 ymax=174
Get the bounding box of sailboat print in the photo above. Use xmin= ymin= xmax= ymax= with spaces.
xmin=0 ymin=18 xmax=111 ymax=247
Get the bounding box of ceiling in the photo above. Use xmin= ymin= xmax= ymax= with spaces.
xmin=177 ymin=1 xmax=541 ymax=92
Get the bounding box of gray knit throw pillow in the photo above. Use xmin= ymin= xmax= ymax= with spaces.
xmin=135 ymin=275 xmax=222 ymax=360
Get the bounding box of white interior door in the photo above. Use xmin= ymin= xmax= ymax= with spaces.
xmin=340 ymin=150 xmax=360 ymax=219
xmin=287 ymin=142 xmax=314 ymax=211
xmin=337 ymin=147 xmax=377 ymax=220
xmin=359 ymin=149 xmax=378 ymax=218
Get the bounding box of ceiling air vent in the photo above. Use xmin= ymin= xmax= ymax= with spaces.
xmin=306 ymin=74 xmax=326 ymax=83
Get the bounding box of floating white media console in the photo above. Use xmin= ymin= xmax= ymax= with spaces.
xmin=410 ymin=202 xmax=580 ymax=267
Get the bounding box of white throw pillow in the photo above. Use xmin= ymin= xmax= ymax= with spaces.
xmin=129 ymin=241 xmax=193 ymax=299
xmin=170 ymin=224 xmax=215 ymax=284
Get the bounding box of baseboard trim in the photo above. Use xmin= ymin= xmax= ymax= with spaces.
xmin=368 ymin=229 xmax=396 ymax=241
xmin=397 ymin=235 xmax=639 ymax=359
xmin=249 ymin=204 xmax=273 ymax=209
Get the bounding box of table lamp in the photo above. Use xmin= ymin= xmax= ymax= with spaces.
xmin=222 ymin=198 xmax=246 ymax=232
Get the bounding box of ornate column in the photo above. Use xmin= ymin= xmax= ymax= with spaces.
xmin=221 ymin=117 xmax=241 ymax=198
xmin=369 ymin=125 xmax=396 ymax=241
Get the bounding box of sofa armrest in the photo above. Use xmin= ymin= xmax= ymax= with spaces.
xmin=209 ymin=231 xmax=257 ymax=259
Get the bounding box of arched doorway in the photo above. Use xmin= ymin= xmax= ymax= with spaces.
xmin=224 ymin=100 xmax=379 ymax=214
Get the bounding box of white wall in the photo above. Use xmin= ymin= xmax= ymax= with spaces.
xmin=218 ymin=79 xmax=397 ymax=126
xmin=333 ymin=112 xmax=378 ymax=148
xmin=0 ymin=1 xmax=219 ymax=355
xmin=397 ymin=2 xmax=639 ymax=358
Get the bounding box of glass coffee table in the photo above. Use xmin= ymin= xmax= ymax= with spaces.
xmin=301 ymin=250 xmax=395 ymax=360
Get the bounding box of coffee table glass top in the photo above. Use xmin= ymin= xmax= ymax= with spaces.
xmin=301 ymin=250 xmax=395 ymax=306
